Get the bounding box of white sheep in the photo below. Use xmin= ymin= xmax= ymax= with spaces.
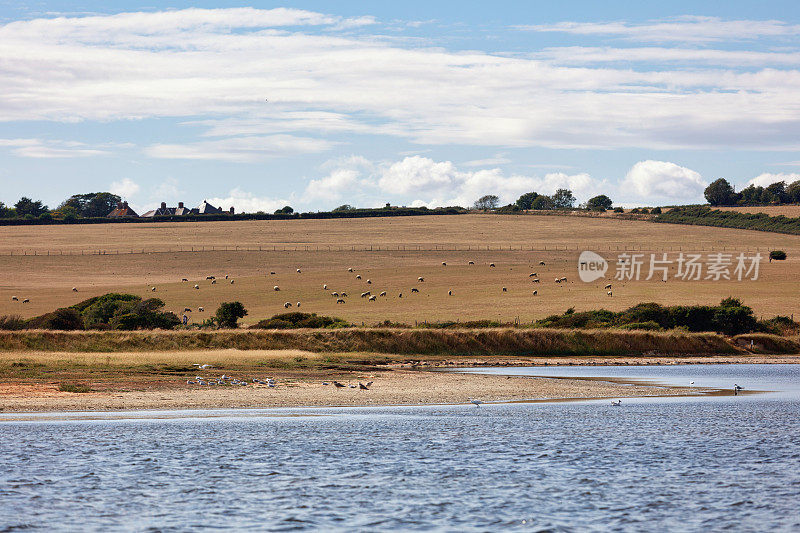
xmin=184 ymin=307 xmax=192 ymax=312
xmin=152 ymin=286 xmax=157 ymax=291
xmin=72 ymin=287 xmax=78 ymax=292
xmin=296 ymin=302 xmax=301 ymax=308
xmin=418 ymin=276 xmax=424 ymax=282
xmin=270 ymin=271 xmax=276 ymax=275
xmin=604 ymin=283 xmax=612 ymax=289
xmin=332 ymin=291 xmax=339 ymax=297
xmin=336 ymin=298 xmax=345 ymax=304
xmin=411 ymin=288 xmax=419 ymax=293
xmin=489 ymin=263 xmax=496 ymax=267
xmin=296 ymin=268 xmax=301 ymax=273
xmin=211 ymin=279 xmax=216 ymax=284
xmin=193 ymin=284 xmax=199 ymax=289
xmin=198 ymin=307 xmax=204 ymax=312
xmin=225 ymin=275 xmax=229 ymax=279
xmin=323 ymin=284 xmax=328 ymax=290
xmin=206 ymin=276 xmax=215 ymax=280
xmin=230 ymin=280 xmax=234 ymax=284
xmin=284 ymin=302 xmax=292 ymax=308
xmin=366 ymin=279 xmax=372 ymax=284
xmin=273 ymin=286 xmax=280 ymax=291
xmin=502 ymin=287 xmax=507 ymax=292
xmin=347 ymin=267 xmax=353 ymax=272
xmin=356 ymin=274 xmax=362 ymax=280
xmin=341 ymin=292 xmax=347 ymax=297
xmin=22 ymin=298 xmax=29 ymax=303
xmin=532 ymin=278 xmax=540 ymax=283
xmin=529 ymin=273 xmax=537 ymax=277
xmin=607 ymin=291 xmax=613 ymax=297
xmin=181 ymin=278 xmax=188 ymax=282
xmin=533 ymin=290 xmax=538 ymax=295
xmin=448 ymin=290 xmax=452 ymax=296
xmin=379 ymin=291 xmax=387 ymax=297
xmin=11 ymin=296 xmax=18 ymax=301
xmin=468 ymin=261 xmax=474 ymax=265
xmin=398 ymin=293 xmax=403 ymax=298
xmin=442 ymin=262 xmax=447 ymax=266
xmin=539 ymin=261 xmax=546 ymax=266
xmin=368 ymin=295 xmax=377 ymax=301
xmin=361 ymin=291 xmax=370 ymax=298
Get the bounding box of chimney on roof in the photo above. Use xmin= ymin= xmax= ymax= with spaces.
xmin=178 ymin=202 xmax=184 ymax=209
xmin=161 ymin=202 xmax=167 ymax=209
xmin=122 ymin=201 xmax=128 ymax=209
xmin=230 ymin=207 xmax=235 ymax=214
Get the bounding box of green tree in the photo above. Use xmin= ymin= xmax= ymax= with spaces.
xmin=58 ymin=192 xmax=122 ymax=218
xmin=215 ymin=301 xmax=248 ymax=329
xmin=274 ymin=206 xmax=294 ymax=215
xmin=0 ymin=202 xmax=10 ymax=218
xmin=552 ymin=188 xmax=576 ymax=209
xmin=515 ymin=192 xmax=540 ymax=210
xmin=531 ymin=195 xmax=554 ymax=210
xmin=14 ymin=197 xmax=48 ymax=217
xmin=586 ymin=194 xmax=613 ymax=210
xmin=332 ymin=204 xmax=356 ymax=212
xmin=787 ymin=180 xmax=800 ymax=203
xmin=764 ymin=181 xmax=788 ymax=204
xmin=704 ymin=178 xmax=738 ymax=206
xmin=473 ymin=195 xmax=500 ymax=210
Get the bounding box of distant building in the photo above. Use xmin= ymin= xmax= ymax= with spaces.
xmin=196 ymin=200 xmax=223 ymax=215
xmin=174 ymin=202 xmax=192 ymax=216
xmin=107 ymin=201 xmax=139 ymax=218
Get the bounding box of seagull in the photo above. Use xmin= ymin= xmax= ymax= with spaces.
xmin=611 ymin=399 xmax=622 ymax=406
xmin=359 ymin=382 xmax=369 ymax=390
xmin=333 ymin=381 xmax=345 ymax=388
xmin=470 ymin=398 xmax=483 ymax=407
xmin=734 ymin=384 xmax=743 ymax=395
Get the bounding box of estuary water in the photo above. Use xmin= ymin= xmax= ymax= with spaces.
xmin=1 ymin=364 xmax=799 ymax=531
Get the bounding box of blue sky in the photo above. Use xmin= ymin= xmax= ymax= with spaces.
xmin=1 ymin=1 xmax=800 ymax=212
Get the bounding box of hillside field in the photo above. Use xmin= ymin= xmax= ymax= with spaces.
xmin=1 ymin=214 xmax=798 ymax=326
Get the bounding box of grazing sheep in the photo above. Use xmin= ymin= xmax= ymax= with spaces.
xmin=468 ymin=261 xmax=474 ymax=265
xmin=296 ymin=302 xmax=301 ymax=308
xmin=198 ymin=307 xmax=204 ymax=312
xmin=152 ymin=286 xmax=157 ymax=292
xmin=366 ymin=279 xmax=372 ymax=284
xmin=448 ymin=290 xmax=452 ymax=296
xmin=418 ymin=277 xmax=424 ymax=282
xmin=273 ymin=286 xmax=280 ymax=291
xmin=341 ymin=292 xmax=347 ymax=297
xmin=361 ymin=292 xmax=369 ymax=298
xmin=72 ymin=287 xmax=78 ymax=292
xmin=206 ymin=276 xmax=215 ymax=280
xmin=529 ymin=273 xmax=536 ymax=277
xmin=356 ymin=274 xmax=362 ymax=280
xmin=11 ymin=296 xmax=18 ymax=301
xmin=368 ymin=295 xmax=377 ymax=301
xmin=604 ymin=283 xmax=612 ymax=290
xmin=442 ymin=262 xmax=447 ymax=266
xmin=532 ymin=278 xmax=540 ymax=283
xmin=270 ymin=271 xmax=276 ymax=275
xmin=332 ymin=291 xmax=339 ymax=297
xmin=555 ymin=278 xmax=561 ymax=283
xmin=184 ymin=307 xmax=192 ymax=312
xmin=411 ymin=288 xmax=419 ymax=293
xmin=347 ymin=267 xmax=353 ymax=272
xmin=296 ymin=268 xmax=301 ymax=273
xmin=323 ymin=284 xmax=328 ymax=290
xmin=489 ymin=263 xmax=495 ymax=267
xmin=561 ymin=277 xmax=568 ymax=282
xmin=502 ymin=287 xmax=507 ymax=292
xmin=22 ymin=298 xmax=29 ymax=303
xmin=533 ymin=290 xmax=538 ymax=295
xmin=336 ymin=298 xmax=345 ymax=304
xmin=398 ymin=293 xmax=403 ymax=298
xmin=379 ymin=291 xmax=387 ymax=297
xmin=225 ymin=275 xmax=229 ymax=279
xmin=193 ymin=284 xmax=199 ymax=289
xmin=539 ymin=261 xmax=546 ymax=266
xmin=284 ymin=302 xmax=292 ymax=308
xmin=181 ymin=278 xmax=188 ymax=282
xmin=607 ymin=291 xmax=613 ymax=297
xmin=230 ymin=280 xmax=234 ymax=284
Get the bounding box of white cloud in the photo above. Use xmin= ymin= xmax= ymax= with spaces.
xmin=0 ymin=138 xmax=109 ymax=158
xmin=309 ymin=155 xmax=606 ymax=209
xmin=463 ymin=155 xmax=512 ymax=167
xmin=109 ymin=177 xmax=140 ymax=199
xmin=144 ymin=135 xmax=334 ymax=162
xmin=622 ymin=160 xmax=706 ymax=201
xmin=206 ymin=188 xmax=289 ymax=214
xmin=0 ymin=9 xmax=799 ymax=151
xmin=747 ymin=172 xmax=800 ymax=187
xmin=520 ymin=16 xmax=800 ymax=43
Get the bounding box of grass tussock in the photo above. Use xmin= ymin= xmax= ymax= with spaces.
xmin=58 ymin=383 xmax=93 ymax=393
xmin=0 ymin=328 xmax=747 ymax=356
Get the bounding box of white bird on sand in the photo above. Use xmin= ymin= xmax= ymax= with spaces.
xmin=611 ymin=399 xmax=622 ymax=406
xmin=470 ymin=398 xmax=483 ymax=407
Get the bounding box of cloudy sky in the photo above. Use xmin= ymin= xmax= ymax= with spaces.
xmin=1 ymin=0 xmax=800 ymax=212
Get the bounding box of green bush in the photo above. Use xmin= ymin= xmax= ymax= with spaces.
xmin=613 ymin=207 xmax=625 ymax=213
xmin=215 ymin=301 xmax=248 ymax=329
xmin=26 ymin=308 xmax=84 ymax=330
xmin=650 ymin=206 xmax=662 ymax=214
xmin=654 ymin=206 xmax=800 ymax=236
xmin=250 ymin=312 xmax=350 ymax=329
xmin=0 ymin=315 xmax=25 ymax=330
xmin=770 ymin=250 xmax=787 ymax=260
xmin=617 ymin=321 xmax=663 ymax=331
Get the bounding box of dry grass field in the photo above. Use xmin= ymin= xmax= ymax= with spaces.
xmin=1 ymin=214 xmax=799 ymax=325
xmin=715 ymin=205 xmax=800 ymax=217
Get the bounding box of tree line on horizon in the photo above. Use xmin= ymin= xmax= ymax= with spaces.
xmin=704 ymin=178 xmax=800 ymax=207
xmin=473 ymin=189 xmax=614 ymax=212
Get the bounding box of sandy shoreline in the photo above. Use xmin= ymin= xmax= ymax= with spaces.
xmin=1 ymin=350 xmax=792 ymax=413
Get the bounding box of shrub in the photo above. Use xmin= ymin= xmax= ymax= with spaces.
xmin=26 ymin=308 xmax=84 ymax=330
xmin=58 ymin=383 xmax=93 ymax=393
xmin=613 ymin=207 xmax=625 ymax=213
xmin=770 ymin=250 xmax=787 ymax=260
xmin=617 ymin=321 xmax=663 ymax=331
xmin=650 ymin=206 xmax=662 ymax=214
xmin=215 ymin=301 xmax=248 ymax=329
xmin=250 ymin=312 xmax=349 ymax=329
xmin=0 ymin=315 xmax=25 ymax=330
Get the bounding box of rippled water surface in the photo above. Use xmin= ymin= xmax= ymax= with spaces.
xmin=2 ymin=365 xmax=799 ymax=531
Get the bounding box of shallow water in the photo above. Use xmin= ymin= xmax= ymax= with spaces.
xmin=2 ymin=365 xmax=799 ymax=531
